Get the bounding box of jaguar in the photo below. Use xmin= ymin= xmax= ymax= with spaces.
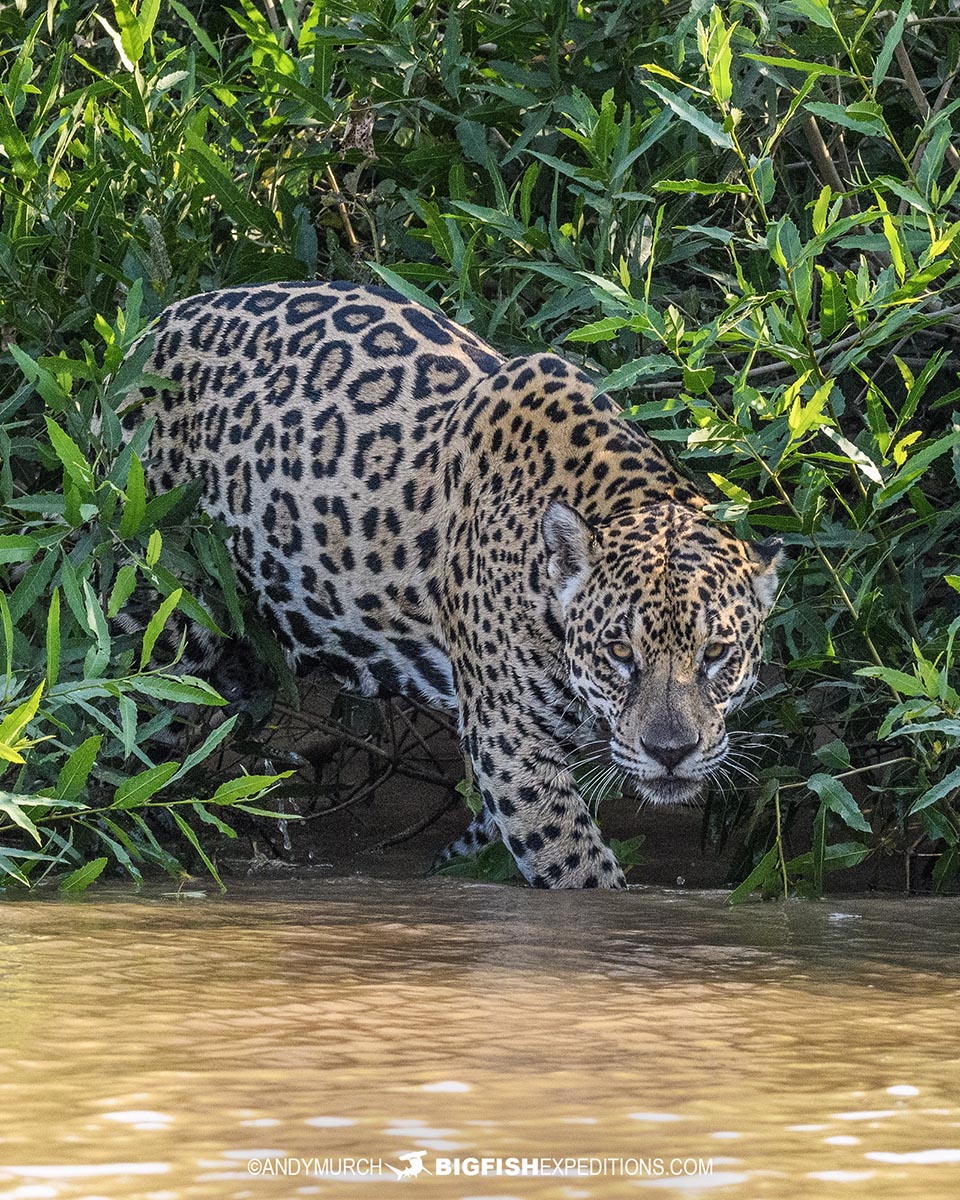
xmin=126 ymin=280 xmax=781 ymax=888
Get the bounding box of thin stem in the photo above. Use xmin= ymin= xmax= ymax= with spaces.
xmin=779 ymin=756 xmax=913 ymax=791
xmin=774 ymin=786 xmax=789 ymax=899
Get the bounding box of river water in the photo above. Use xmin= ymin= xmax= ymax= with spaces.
xmin=0 ymin=880 xmax=958 ymax=1199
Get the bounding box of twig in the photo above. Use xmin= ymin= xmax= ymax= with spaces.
xmin=367 ymin=794 xmax=459 ymax=851
xmin=779 ymin=756 xmax=913 ymax=791
xmin=889 ymin=28 xmax=960 ymax=173
xmin=401 ymin=693 xmax=458 ymax=735
xmin=305 ymin=762 xmax=396 ymax=818
xmin=802 ymin=116 xmax=859 ymax=215
xmin=633 ymin=299 xmax=960 ymax=391
xmin=325 ymin=164 xmax=360 ymax=251
xmin=261 ymin=0 xmax=282 ymax=37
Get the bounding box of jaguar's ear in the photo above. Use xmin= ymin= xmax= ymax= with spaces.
xmin=751 ymin=536 xmax=783 ymax=609
xmin=543 ymin=499 xmax=593 ymax=609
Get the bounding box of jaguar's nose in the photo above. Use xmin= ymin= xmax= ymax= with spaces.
xmin=640 ymin=736 xmax=700 ymax=772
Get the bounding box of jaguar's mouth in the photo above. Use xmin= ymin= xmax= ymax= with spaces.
xmin=633 ymin=775 xmax=702 ymax=806
xmin=610 ymin=745 xmax=705 ymax=806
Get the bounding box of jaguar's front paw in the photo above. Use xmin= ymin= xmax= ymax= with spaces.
xmin=530 ymin=843 xmax=627 ymax=889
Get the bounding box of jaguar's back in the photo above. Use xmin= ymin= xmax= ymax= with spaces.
xmin=131 ymin=281 xmax=503 ymax=704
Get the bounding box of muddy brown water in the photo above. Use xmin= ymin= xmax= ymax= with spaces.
xmin=0 ymin=880 xmax=958 ymax=1199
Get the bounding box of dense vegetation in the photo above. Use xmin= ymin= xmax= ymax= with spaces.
xmin=1 ymin=0 xmax=959 ymax=895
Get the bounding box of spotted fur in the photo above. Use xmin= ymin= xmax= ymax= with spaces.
xmin=126 ymin=281 xmax=781 ymax=889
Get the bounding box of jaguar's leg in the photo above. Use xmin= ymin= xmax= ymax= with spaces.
xmin=462 ymin=716 xmax=626 ymax=889
xmin=431 ymin=810 xmax=500 ymax=872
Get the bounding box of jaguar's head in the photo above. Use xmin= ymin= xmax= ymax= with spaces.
xmin=543 ymin=499 xmax=781 ymax=805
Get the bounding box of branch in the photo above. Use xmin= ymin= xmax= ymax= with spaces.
xmin=802 ymin=116 xmax=859 ymax=215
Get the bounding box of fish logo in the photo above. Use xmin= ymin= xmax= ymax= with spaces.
xmin=387 ymin=1150 xmax=431 ymax=1180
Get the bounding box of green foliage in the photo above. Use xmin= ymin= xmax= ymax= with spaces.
xmin=0 ymin=285 xmax=289 ymax=891
xmin=1 ymin=0 xmax=959 ymax=893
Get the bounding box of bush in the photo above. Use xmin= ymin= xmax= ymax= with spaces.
xmin=0 ymin=282 xmax=290 ymax=891
xmin=1 ymin=0 xmax=958 ymax=893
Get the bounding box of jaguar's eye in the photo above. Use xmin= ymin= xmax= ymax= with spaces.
xmin=702 ymin=641 xmax=729 ymax=664
xmin=608 ymin=640 xmax=634 ymax=664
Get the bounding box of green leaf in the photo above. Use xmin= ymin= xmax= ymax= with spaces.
xmin=0 ymin=98 xmax=37 ymax=180
xmin=9 ymin=344 xmax=70 ymax=409
xmin=119 ymin=454 xmax=146 ymax=539
xmin=97 ymin=818 xmax=145 ymax=882
xmin=877 ymin=196 xmax=906 ymax=283
xmin=817 ymin=268 xmax=848 ymax=339
xmin=112 ymin=761 xmax=179 ymax=810
xmin=566 ymin=317 xmax=628 ymax=343
xmin=435 ymin=839 xmax=521 ymax=882
xmin=908 ymin=765 xmax=960 ymax=816
xmin=0 ymin=535 xmax=39 ymax=565
xmin=184 ymin=130 xmax=278 ymax=233
xmin=146 ymin=529 xmax=162 ymax=567
xmin=170 ymin=809 xmax=224 ymax=890
xmin=455 ymin=776 xmax=483 ymax=816
xmin=46 ymin=589 xmax=61 ymax=688
xmin=684 ymin=365 xmax=715 ymax=395
xmin=807 ymin=773 xmax=871 ymax=833
xmin=600 ymin=354 xmax=678 ymax=393
xmin=366 ymin=264 xmax=442 ymax=313
xmin=81 ymin=580 xmax=111 ymax=678
xmin=59 ymin=857 xmax=109 ymax=894
xmin=0 ymin=793 xmax=42 ymax=844
xmin=168 ymin=0 xmax=220 ymax=60
xmin=655 ymin=179 xmax=749 ymax=195
xmin=138 ymin=0 xmax=161 ymax=42
xmin=119 ymin=694 xmax=138 ymax=759
xmin=820 ymin=428 xmax=883 ymax=485
xmin=55 ymin=735 xmax=102 ymax=801
xmin=191 ymin=800 xmax=237 ymax=838
xmin=813 ymin=185 xmax=832 ymax=236
xmin=699 ymin=6 xmax=734 ymax=105
xmin=876 ymin=175 xmax=932 ymax=216
xmin=132 ymin=674 xmax=227 ymax=706
xmin=743 ymin=54 xmax=850 ymax=78
xmin=874 ymin=431 xmax=960 ymax=510
xmin=113 ymin=0 xmax=145 ymax=64
xmin=785 ymin=0 xmax=835 ymax=29
xmin=107 ymin=564 xmax=138 ymax=618
xmin=44 ymin=418 xmax=93 ymax=492
xmin=209 ymin=772 xmax=290 ymax=806
xmin=640 ymin=78 xmax=733 ymax=149
xmin=610 ymin=833 xmax=645 ymax=873
xmin=933 ymin=847 xmax=960 ymax=893
xmin=805 ymin=101 xmax=884 ymax=136
xmin=8 ymin=552 xmax=57 ymax=625
xmin=708 ymin=472 xmax=751 ymax=503
xmin=785 ymin=842 xmax=871 ymax=873
xmin=0 ymin=591 xmax=11 ymax=685
xmin=145 ymin=565 xmax=223 ymax=636
xmin=814 ymin=739 xmax=851 ymax=770
xmin=857 ymin=665 xmax=926 ymax=696
xmin=727 ymin=845 xmax=780 ymax=904
xmin=812 ymin=801 xmax=827 ymax=896
xmin=0 ymin=682 xmax=45 ymax=749
xmin=873 ymin=0 xmax=911 ymax=91
xmin=208 ymin=536 xmax=244 ymax=637
xmin=0 ymin=850 xmax=30 ymax=886
xmin=174 ymin=715 xmax=238 ymax=780
xmin=140 ymin=589 xmax=181 ymax=670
